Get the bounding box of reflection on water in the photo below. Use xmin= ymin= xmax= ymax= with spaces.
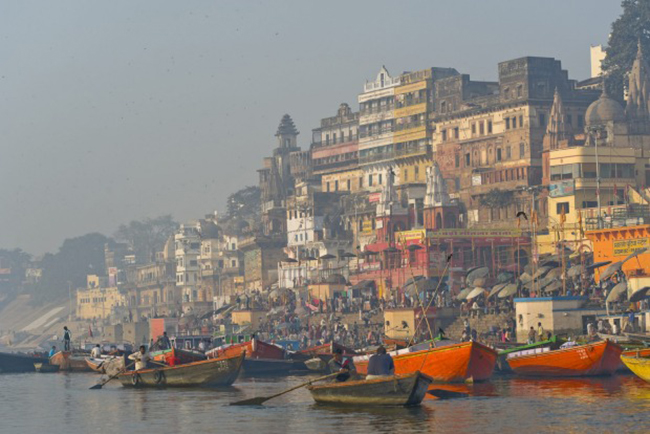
xmin=0 ymin=372 xmax=648 ymax=433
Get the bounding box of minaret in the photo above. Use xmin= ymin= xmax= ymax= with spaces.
xmin=543 ymin=88 xmax=574 ymax=151
xmin=276 ymin=114 xmax=299 ymax=149
xmin=626 ymin=40 xmax=650 ymax=133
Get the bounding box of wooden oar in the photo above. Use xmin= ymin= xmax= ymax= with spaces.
xmin=230 ymin=372 xmax=340 ymax=406
xmin=90 ymin=361 xmax=135 ymax=390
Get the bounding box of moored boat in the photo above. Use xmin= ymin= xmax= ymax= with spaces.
xmin=496 ymin=336 xmax=565 ymax=373
xmin=49 ymin=351 xmax=93 ymax=372
xmin=85 ymin=356 xmax=125 ymax=375
xmin=307 ymin=372 xmax=432 ymax=406
xmin=353 ymin=341 xmax=497 ymax=383
xmin=206 ymin=338 xmax=302 ymax=375
xmin=34 ymin=362 xmax=60 ymax=373
xmin=507 ymin=340 xmax=622 ymax=377
xmin=620 ymin=353 xmax=650 ymax=383
xmin=118 ymin=352 xmax=244 ymax=388
xmin=0 ymin=351 xmax=48 ymax=373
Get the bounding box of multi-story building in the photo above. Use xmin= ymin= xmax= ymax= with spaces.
xmin=76 ymin=276 xmax=126 ymax=321
xmin=174 ymin=224 xmax=205 ymax=312
xmin=431 ymin=56 xmax=600 ymax=229
xmin=311 ymin=103 xmax=360 ymax=193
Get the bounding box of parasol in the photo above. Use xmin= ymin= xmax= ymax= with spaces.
xmin=466 ymin=266 xmax=489 ymax=284
xmin=606 ymin=282 xmax=628 ymax=303
xmin=498 ymin=283 xmax=518 ymax=298
xmin=628 ymin=286 xmax=650 ymax=303
xmin=488 ymin=283 xmax=507 ymax=298
xmin=586 ymin=261 xmax=611 ymax=271
xmin=456 ymin=287 xmax=473 ymax=301
xmin=466 ymin=287 xmax=486 ymax=300
xmin=600 ymin=261 xmax=623 ymax=281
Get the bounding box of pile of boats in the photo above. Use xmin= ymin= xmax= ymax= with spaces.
xmin=1 ymin=333 xmax=649 ymax=407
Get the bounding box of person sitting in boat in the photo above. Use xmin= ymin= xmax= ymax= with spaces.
xmin=128 ymin=345 xmax=152 ymax=371
xmin=49 ymin=346 xmax=57 ymax=358
xmin=328 ymin=348 xmax=356 ymax=382
xmin=366 ymin=346 xmax=394 ymax=380
xmin=90 ymin=344 xmax=102 ymax=358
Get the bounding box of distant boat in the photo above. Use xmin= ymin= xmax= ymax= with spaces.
xmin=507 ymin=340 xmax=622 ymax=377
xmin=354 ymin=341 xmax=498 ymax=383
xmin=34 ymin=362 xmax=59 ymax=373
xmin=0 ymin=351 xmax=48 ymax=373
xmin=118 ymin=352 xmax=244 ymax=388
xmin=49 ymin=351 xmax=93 ymax=372
xmin=621 ymin=353 xmax=650 ymax=383
xmin=207 ymin=338 xmax=301 ymax=375
xmin=85 ymin=355 xmax=125 ymax=375
xmin=307 ymin=372 xmax=432 ymax=407
xmin=496 ymin=336 xmax=565 ymax=373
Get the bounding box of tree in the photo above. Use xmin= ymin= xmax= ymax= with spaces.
xmin=0 ymin=248 xmax=32 ymax=295
xmin=602 ymin=0 xmax=650 ymax=100
xmin=30 ymin=233 xmax=110 ymax=304
xmin=222 ymin=186 xmax=261 ymax=234
xmin=114 ymin=215 xmax=178 ymax=263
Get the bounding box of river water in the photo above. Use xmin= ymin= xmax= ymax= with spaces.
xmin=0 ymin=372 xmax=649 ymax=433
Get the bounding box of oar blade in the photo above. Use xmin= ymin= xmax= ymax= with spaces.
xmin=229 ymin=396 xmax=269 ymax=406
xmin=89 ymin=383 xmax=104 ymax=390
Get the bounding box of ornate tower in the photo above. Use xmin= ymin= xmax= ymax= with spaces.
xmin=543 ymin=88 xmax=574 ymax=151
xmin=375 ymin=167 xmax=409 ymax=243
xmin=423 ymin=162 xmax=458 ymax=230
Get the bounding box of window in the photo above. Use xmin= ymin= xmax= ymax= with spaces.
xmin=465 ymin=153 xmax=471 ymax=166
xmin=567 ymin=114 xmax=573 ymax=126
xmin=368 ymin=174 xmax=373 ymax=186
xmin=325 ymin=134 xmax=329 ymax=145
xmin=556 ymin=202 xmax=570 ymax=215
xmin=414 ymin=165 xmax=419 ymax=180
xmin=335 ymin=180 xmax=339 ymax=191
xmin=578 ymin=115 xmax=584 ymax=127
xmin=504 ymin=88 xmax=510 ymax=99
xmin=326 ymin=182 xmax=330 ymax=192
xmin=379 ymin=173 xmax=383 ymax=185
xmin=517 ymin=85 xmax=523 ymax=97
xmin=403 ymin=169 xmax=408 ymax=182
xmin=189 ymin=260 xmax=198 ymax=267
xmin=487 ymin=121 xmax=492 ymax=134
xmin=332 ymin=133 xmax=337 ymax=144
xmin=340 ymin=131 xmax=345 ymax=142
xmin=512 ymin=117 xmax=517 ymax=129
xmin=471 ymin=123 xmax=476 ymax=135
xmin=455 ymin=154 xmax=460 ymax=168
xmin=539 ymin=113 xmax=546 ymax=127
xmin=479 ymin=121 xmax=485 ymax=135
xmin=506 ymin=146 xmax=511 ymax=159
xmin=441 ymin=129 xmax=447 ymax=141
xmin=347 ymin=179 xmax=351 ymax=190
xmin=519 ymin=115 xmax=523 ymax=128
xmin=519 ymin=143 xmax=525 ymax=158
xmin=505 ymin=118 xmax=510 ymax=129
xmin=496 ymin=148 xmax=502 ymax=161
xmin=454 ymin=127 xmax=459 ymax=139
xmin=359 ymin=177 xmax=363 ymax=188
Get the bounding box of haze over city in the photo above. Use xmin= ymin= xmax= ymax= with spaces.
xmin=1 ymin=0 xmax=621 ymax=254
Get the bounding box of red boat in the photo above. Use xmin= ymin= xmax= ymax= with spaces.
xmin=354 ymin=341 xmax=497 ymax=383
xmin=206 ymin=338 xmax=285 ymax=360
xmin=507 ymin=340 xmax=623 ymax=377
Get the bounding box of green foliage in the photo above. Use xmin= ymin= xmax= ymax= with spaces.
xmin=0 ymin=248 xmax=32 ymax=294
xmin=114 ymin=215 xmax=178 ymax=263
xmin=479 ymin=189 xmax=514 ymax=209
xmin=29 ymin=233 xmax=109 ymax=304
xmin=223 ymin=186 xmax=261 ymax=233
xmin=602 ymin=0 xmax=650 ymax=100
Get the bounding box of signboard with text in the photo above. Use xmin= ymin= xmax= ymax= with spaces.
xmin=613 ymin=238 xmax=649 ymax=257
xmin=549 ymin=180 xmax=575 ymax=198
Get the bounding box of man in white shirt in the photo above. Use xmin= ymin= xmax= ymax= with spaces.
xmin=128 ymin=345 xmax=152 ymax=371
xmin=90 ymin=344 xmax=102 ymax=358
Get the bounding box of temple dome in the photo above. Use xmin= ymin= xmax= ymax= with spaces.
xmin=585 ymin=92 xmax=625 ymax=126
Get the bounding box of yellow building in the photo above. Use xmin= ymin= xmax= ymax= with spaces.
xmin=76 ymin=286 xmax=126 ymax=320
xmin=231 ymin=309 xmax=267 ymax=331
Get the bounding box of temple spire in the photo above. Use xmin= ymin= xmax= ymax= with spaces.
xmin=544 ymin=87 xmax=573 ymax=150
xmin=626 ymin=39 xmax=650 ymax=128
xmin=424 ymin=162 xmax=451 ymax=208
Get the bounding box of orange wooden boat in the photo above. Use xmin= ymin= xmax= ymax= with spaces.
xmin=507 ymin=340 xmax=622 ymax=377
xmin=354 ymin=341 xmax=498 ymax=383
xmin=206 ymin=338 xmax=285 ymax=360
xmin=49 ymin=351 xmax=93 ymax=372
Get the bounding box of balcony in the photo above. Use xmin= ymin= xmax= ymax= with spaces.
xmin=359 ymin=150 xmax=395 ymax=165
xmin=394 ymin=143 xmax=430 ymax=160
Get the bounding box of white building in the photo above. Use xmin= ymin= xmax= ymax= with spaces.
xmin=175 ymin=224 xmax=201 ymax=310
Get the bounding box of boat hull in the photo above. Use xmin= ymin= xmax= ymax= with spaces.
xmin=0 ymin=352 xmax=48 ymax=373
xmin=206 ymin=339 xmax=285 ymax=360
xmin=620 ymin=354 xmax=650 ymax=383
xmin=85 ymin=356 xmax=125 ymax=375
xmin=119 ymin=353 xmax=244 ymax=388
xmin=307 ymin=372 xmax=432 ymax=406
xmin=49 ymin=351 xmax=93 ymax=372
xmin=354 ymin=341 xmax=497 ymax=383
xmin=242 ymin=358 xmax=299 ymax=376
xmin=619 ymin=348 xmax=650 ymax=372
xmin=508 ymin=340 xmax=623 ymax=377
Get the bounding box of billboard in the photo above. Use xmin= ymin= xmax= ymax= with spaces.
xmin=549 ymin=180 xmax=575 ymax=198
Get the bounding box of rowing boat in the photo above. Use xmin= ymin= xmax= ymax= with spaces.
xmin=118 ymin=352 xmax=244 ymax=388
xmin=620 ymin=353 xmax=650 ymax=383
xmin=307 ymin=372 xmax=432 ymax=406
xmin=206 ymin=339 xmax=303 ymax=376
xmin=507 ymin=340 xmax=622 ymax=377
xmin=496 ymin=336 xmax=565 ymax=373
xmin=0 ymin=351 xmax=48 ymax=373
xmin=49 ymin=351 xmax=93 ymax=372
xmin=353 ymin=341 xmax=497 ymax=383
xmin=85 ymin=356 xmax=125 ymax=375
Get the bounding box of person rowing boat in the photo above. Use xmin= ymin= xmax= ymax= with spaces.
xmin=327 ymin=348 xmax=356 ymax=382
xmin=128 ymin=345 xmax=152 ymax=371
xmin=366 ymin=345 xmax=394 ymax=380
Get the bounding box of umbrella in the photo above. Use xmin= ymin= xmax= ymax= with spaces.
xmin=466 ymin=267 xmax=489 ymax=284
xmin=519 ymin=272 xmax=533 ymax=285
xmin=319 ymin=253 xmax=336 ymax=260
xmin=606 ymin=282 xmax=628 ymax=303
xmin=545 ymin=267 xmax=564 ymax=280
xmin=568 ymin=265 xmax=582 ymax=278
xmin=496 ymin=272 xmax=514 ymax=284
xmin=456 ymin=287 xmax=473 ymax=300
xmin=586 ymin=261 xmax=611 ymax=271
xmin=471 ymin=277 xmax=486 ymax=287
xmin=488 ymin=283 xmax=507 ymax=298
xmin=466 ymin=287 xmax=486 ymax=300
xmin=624 ymin=247 xmax=648 ymax=263
xmin=533 ymin=266 xmax=552 ymax=281
xmin=340 ymin=252 xmax=357 ymax=259
xmin=600 ymin=261 xmax=623 ymax=281
xmin=542 ymin=279 xmax=562 ymax=293
xmin=404 ymin=277 xmax=436 ymax=295
xmin=498 ymin=283 xmax=518 ymax=298
xmin=406 ymin=244 xmax=423 ymax=251
xmin=629 ymin=286 xmax=650 ymax=302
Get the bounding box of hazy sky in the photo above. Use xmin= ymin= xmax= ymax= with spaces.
xmin=0 ymin=1 xmax=623 ymax=254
